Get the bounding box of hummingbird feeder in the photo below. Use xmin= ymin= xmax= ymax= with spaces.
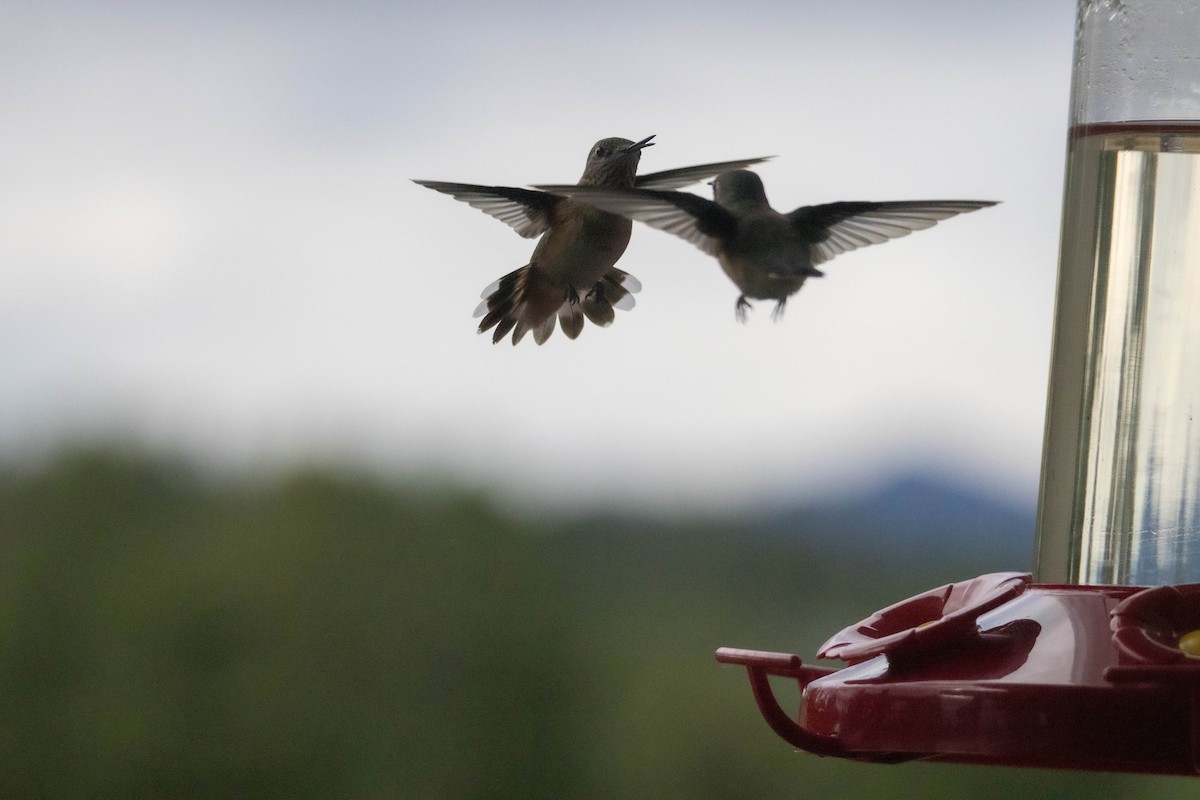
xmin=717 ymin=1 xmax=1200 ymax=775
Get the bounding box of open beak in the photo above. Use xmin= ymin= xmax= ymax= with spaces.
xmin=624 ymin=134 xmax=656 ymax=152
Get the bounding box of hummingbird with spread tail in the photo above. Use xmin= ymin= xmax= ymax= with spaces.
xmin=414 ymin=137 xmax=770 ymax=344
xmin=536 ymin=169 xmax=996 ymax=322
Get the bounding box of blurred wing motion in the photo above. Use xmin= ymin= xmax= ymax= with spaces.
xmin=412 ymin=180 xmax=562 ymax=239
xmin=634 ymin=156 xmax=774 ymax=190
xmin=789 ymin=200 xmax=998 ymax=266
xmin=534 ymin=185 xmax=735 ymax=256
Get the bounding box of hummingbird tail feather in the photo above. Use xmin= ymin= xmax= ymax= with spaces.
xmin=532 ymin=315 xmax=556 ymax=345
xmin=476 ymin=264 xmax=559 ymax=345
xmin=476 ymin=265 xmax=641 ymax=345
xmin=558 ymin=301 xmax=585 ymax=340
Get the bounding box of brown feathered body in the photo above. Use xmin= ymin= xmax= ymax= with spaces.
xmin=474 ymin=137 xmax=646 ymax=345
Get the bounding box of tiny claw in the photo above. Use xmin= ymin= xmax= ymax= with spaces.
xmin=735 ymin=296 xmax=752 ymax=324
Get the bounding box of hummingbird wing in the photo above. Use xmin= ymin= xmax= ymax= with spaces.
xmin=412 ymin=180 xmax=562 ymax=239
xmin=535 ymin=185 xmax=736 ymax=256
xmin=635 ymin=157 xmax=774 ymax=190
xmin=788 ymin=200 xmax=997 ymax=266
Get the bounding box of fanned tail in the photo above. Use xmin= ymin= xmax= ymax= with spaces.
xmin=474 ymin=265 xmax=558 ymax=345
xmin=474 ymin=266 xmax=641 ymax=346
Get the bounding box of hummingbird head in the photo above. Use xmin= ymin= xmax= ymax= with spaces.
xmin=711 ymin=169 xmax=770 ymax=212
xmin=579 ymin=134 xmax=655 ymax=187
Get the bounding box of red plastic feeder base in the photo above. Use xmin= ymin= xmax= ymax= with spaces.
xmin=716 ymin=572 xmax=1200 ymax=774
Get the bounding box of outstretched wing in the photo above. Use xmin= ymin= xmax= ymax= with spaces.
xmin=536 ymin=185 xmax=737 ymax=256
xmin=412 ymin=180 xmax=562 ymax=239
xmin=635 ymin=156 xmax=773 ymax=190
xmin=789 ymin=200 xmax=997 ymax=266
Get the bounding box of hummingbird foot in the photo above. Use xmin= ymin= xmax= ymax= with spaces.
xmin=735 ymin=296 xmax=752 ymax=324
xmin=770 ymin=298 xmax=788 ymax=322
xmin=566 ymin=287 xmax=581 ymax=306
xmin=581 ymin=269 xmax=639 ymax=327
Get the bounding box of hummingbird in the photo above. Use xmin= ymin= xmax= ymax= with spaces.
xmin=535 ymin=169 xmax=997 ymax=322
xmin=414 ymin=137 xmax=770 ymax=344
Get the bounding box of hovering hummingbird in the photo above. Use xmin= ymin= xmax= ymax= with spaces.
xmin=535 ymin=169 xmax=997 ymax=322
xmin=414 ymin=137 xmax=770 ymax=344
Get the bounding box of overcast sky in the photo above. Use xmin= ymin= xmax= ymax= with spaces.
xmin=2 ymin=2 xmax=1077 ymax=511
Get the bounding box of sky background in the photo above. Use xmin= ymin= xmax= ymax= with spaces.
xmin=2 ymin=2 xmax=1077 ymax=512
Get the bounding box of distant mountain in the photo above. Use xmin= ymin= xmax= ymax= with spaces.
xmin=754 ymin=471 xmax=1036 ymax=572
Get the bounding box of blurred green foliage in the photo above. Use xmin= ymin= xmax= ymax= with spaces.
xmin=0 ymin=449 xmax=1195 ymax=798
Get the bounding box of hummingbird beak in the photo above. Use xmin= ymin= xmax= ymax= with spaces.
xmin=624 ymin=134 xmax=656 ymax=152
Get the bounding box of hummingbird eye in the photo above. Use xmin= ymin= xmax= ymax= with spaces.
xmin=594 ymin=146 xmax=609 ymax=159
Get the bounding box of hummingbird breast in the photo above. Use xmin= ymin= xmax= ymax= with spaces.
xmin=531 ymin=199 xmax=634 ymax=290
